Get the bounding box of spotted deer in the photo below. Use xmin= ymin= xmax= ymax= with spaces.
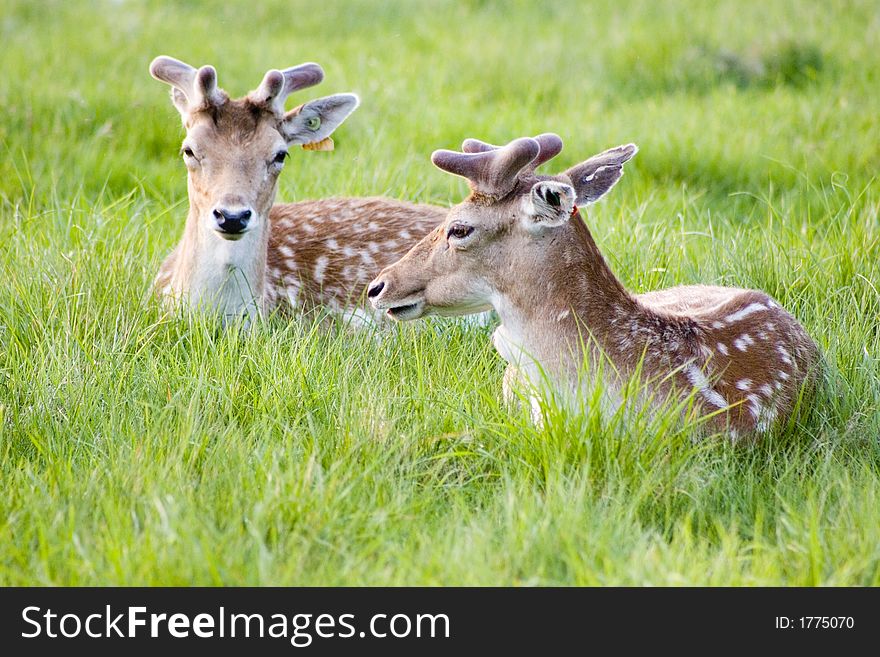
xmin=368 ymin=134 xmax=820 ymax=436
xmin=149 ymin=56 xmax=443 ymax=324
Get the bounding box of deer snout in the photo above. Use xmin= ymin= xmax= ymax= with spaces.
xmin=367 ymin=279 xmax=385 ymax=300
xmin=367 ymin=273 xmax=426 ymax=321
xmin=212 ymin=207 xmax=253 ymax=237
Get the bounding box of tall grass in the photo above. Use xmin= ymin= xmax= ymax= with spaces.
xmin=0 ymin=0 xmax=878 ymax=585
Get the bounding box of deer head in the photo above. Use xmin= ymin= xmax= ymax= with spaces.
xmin=150 ymin=56 xmax=359 ymax=243
xmin=367 ymin=134 xmax=637 ymax=321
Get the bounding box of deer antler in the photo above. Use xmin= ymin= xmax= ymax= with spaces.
xmin=432 ymin=136 xmax=541 ymax=197
xmin=461 ymin=133 xmax=563 ymax=173
xmin=249 ymin=63 xmax=325 ymax=114
xmin=149 ymin=56 xmax=225 ymax=113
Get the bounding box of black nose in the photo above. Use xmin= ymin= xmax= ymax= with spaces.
xmin=213 ymin=208 xmax=252 ymax=234
xmin=367 ymin=280 xmax=385 ymax=299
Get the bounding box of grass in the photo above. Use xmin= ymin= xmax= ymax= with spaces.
xmin=1 ymin=0 xmax=879 ymax=585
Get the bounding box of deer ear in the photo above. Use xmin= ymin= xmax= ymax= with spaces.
xmin=565 ymin=144 xmax=637 ymax=205
xmin=151 ymin=56 xmax=196 ymax=119
xmin=281 ymin=93 xmax=359 ymax=146
xmin=150 ymin=57 xmax=224 ymax=120
xmin=525 ymin=181 xmax=576 ymax=232
xmin=170 ymin=88 xmax=190 ymax=117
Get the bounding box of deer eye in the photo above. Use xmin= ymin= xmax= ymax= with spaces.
xmin=273 ymin=150 xmax=289 ymax=164
xmin=446 ymin=223 xmax=474 ymax=241
xmin=305 ymin=116 xmax=321 ymax=131
xmin=182 ymin=146 xmax=195 ymax=159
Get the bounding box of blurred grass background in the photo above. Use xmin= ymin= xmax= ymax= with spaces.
xmin=0 ymin=0 xmax=878 ymax=585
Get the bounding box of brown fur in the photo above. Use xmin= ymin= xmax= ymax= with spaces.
xmin=370 ymin=136 xmax=820 ymax=436
xmin=265 ymin=198 xmax=445 ymax=313
xmin=154 ymin=196 xmax=443 ymax=318
xmin=533 ymin=217 xmax=820 ymax=434
xmin=149 ymin=58 xmax=443 ymax=322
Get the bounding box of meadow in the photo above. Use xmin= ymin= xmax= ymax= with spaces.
xmin=0 ymin=0 xmax=878 ymax=585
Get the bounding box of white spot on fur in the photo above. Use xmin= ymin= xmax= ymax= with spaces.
xmin=342 ymin=246 xmax=356 ymax=257
xmin=314 ymin=256 xmax=329 ymax=285
xmin=279 ymin=245 xmax=293 ymax=258
xmin=778 ymin=370 xmax=789 ymax=380
xmin=746 ymin=393 xmax=763 ymax=419
xmin=759 ymin=384 xmax=774 ymax=396
xmin=734 ymin=334 xmax=755 ymax=351
xmin=736 ymin=379 xmax=752 ymax=391
xmin=776 ymin=344 xmax=792 ymax=365
xmin=712 ymin=321 xmax=725 ymax=329
xmin=685 ymin=364 xmax=728 ymax=409
xmin=285 ymin=283 xmax=300 ymax=307
xmin=725 ymin=302 xmax=767 ymax=323
xmin=556 ymin=310 xmax=570 ymax=321
xmin=302 ymin=223 xmax=316 ymax=234
xmin=717 ymin=342 xmax=729 ymax=356
xmin=326 ymin=238 xmax=339 ymax=250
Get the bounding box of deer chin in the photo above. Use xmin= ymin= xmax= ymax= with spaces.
xmin=386 ymin=298 xmax=492 ymax=321
xmin=213 ymin=227 xmax=251 ymax=242
xmin=385 ymin=299 xmax=426 ymax=321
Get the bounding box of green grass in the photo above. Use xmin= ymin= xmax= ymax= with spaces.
xmin=1 ymin=0 xmax=879 ymax=585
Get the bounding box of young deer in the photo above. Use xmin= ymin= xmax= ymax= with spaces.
xmin=149 ymin=56 xmax=443 ymax=324
xmin=368 ymin=134 xmax=820 ymax=436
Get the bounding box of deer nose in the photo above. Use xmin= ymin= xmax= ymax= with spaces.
xmin=367 ymin=279 xmax=385 ymax=299
xmin=213 ymin=208 xmax=252 ymax=234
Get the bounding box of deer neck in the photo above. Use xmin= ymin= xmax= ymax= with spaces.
xmin=491 ymin=216 xmax=644 ymax=378
xmin=169 ymin=204 xmax=269 ymax=322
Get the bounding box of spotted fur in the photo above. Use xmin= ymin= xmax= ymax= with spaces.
xmin=370 ymin=135 xmax=821 ymax=437
xmin=154 ymin=197 xmax=443 ymax=319
xmin=149 ymin=57 xmax=443 ymax=322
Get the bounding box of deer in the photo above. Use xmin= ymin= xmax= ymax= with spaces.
xmin=367 ymin=134 xmax=821 ymax=437
xmin=149 ymin=56 xmax=444 ymax=325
